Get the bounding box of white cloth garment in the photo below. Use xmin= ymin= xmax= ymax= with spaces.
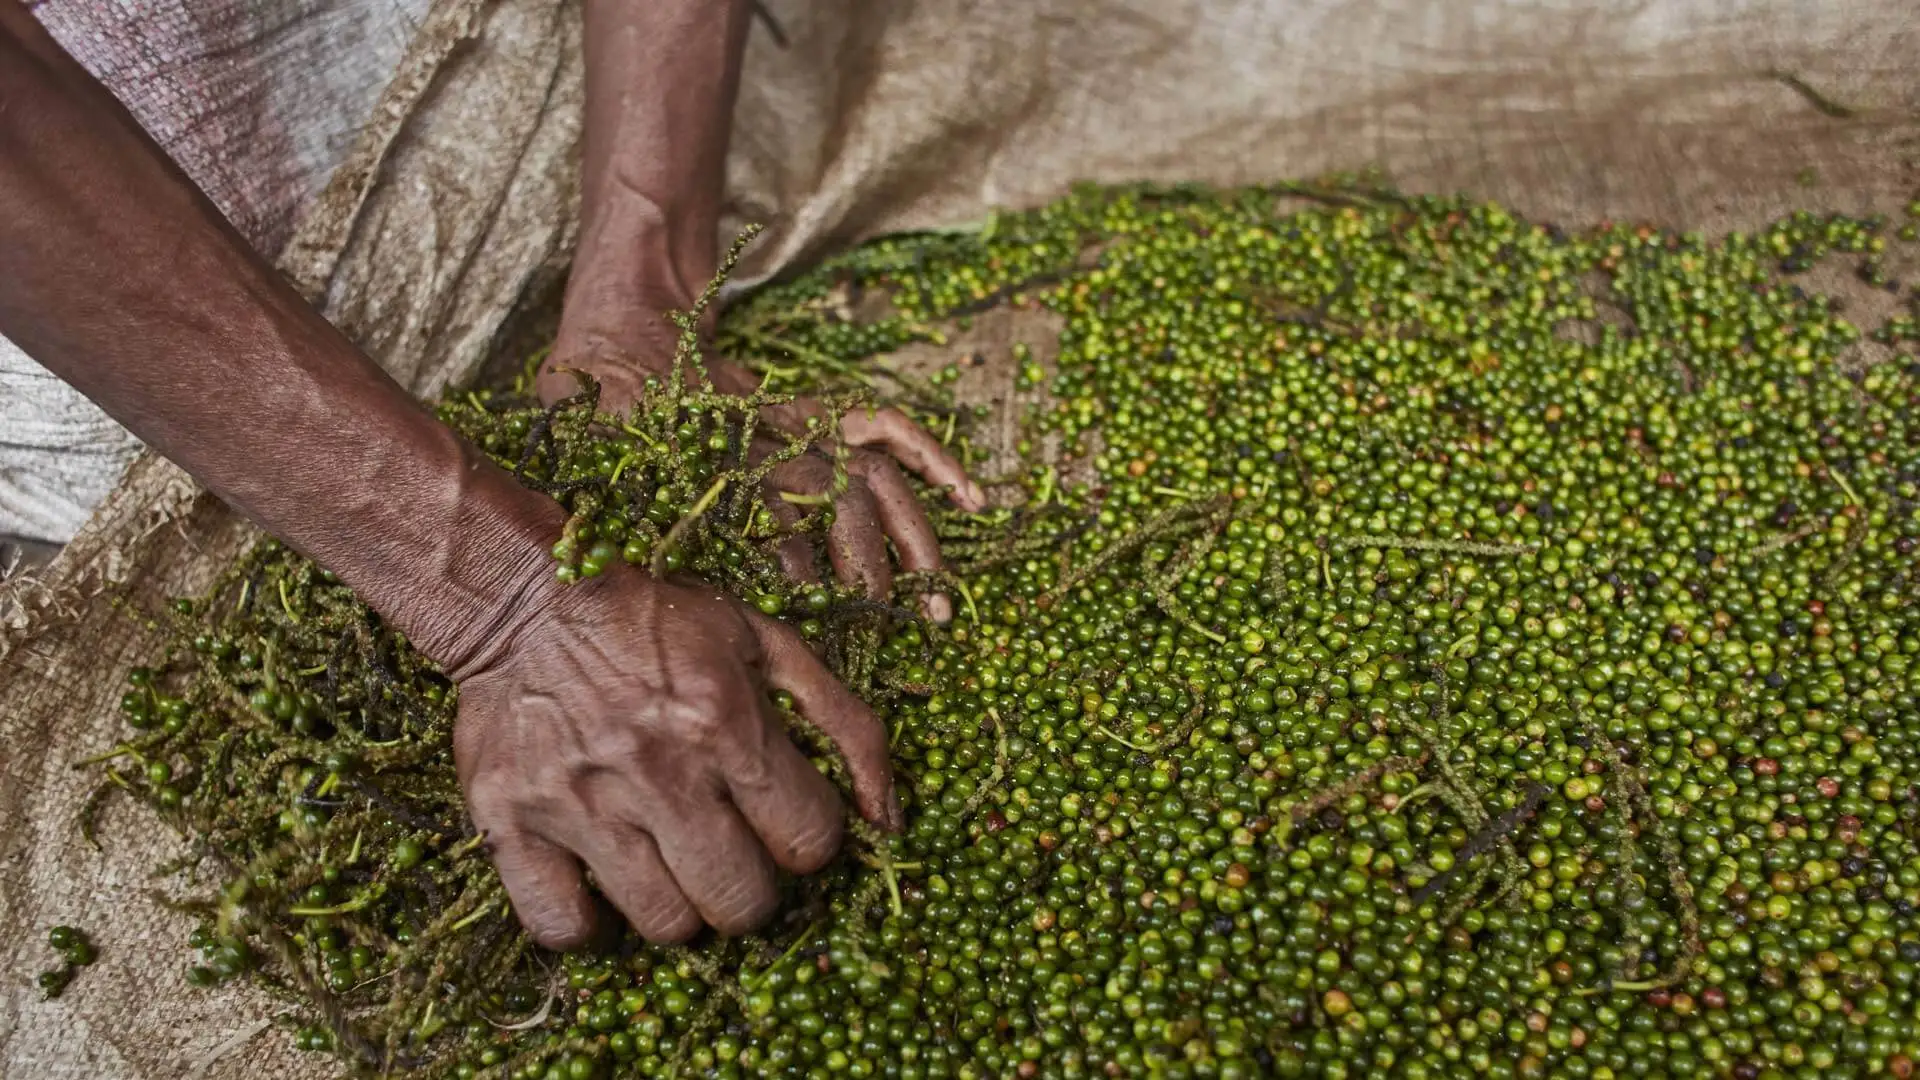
xmin=0 ymin=0 xmax=428 ymax=543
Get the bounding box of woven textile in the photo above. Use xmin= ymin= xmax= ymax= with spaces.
xmin=0 ymin=0 xmax=427 ymax=543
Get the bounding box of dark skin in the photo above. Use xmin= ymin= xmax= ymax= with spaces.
xmin=0 ymin=0 xmax=980 ymax=948
xmin=548 ymin=0 xmax=980 ymax=620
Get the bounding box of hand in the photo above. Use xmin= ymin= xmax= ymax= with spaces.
xmin=541 ymin=330 xmax=986 ymax=620
xmin=451 ymin=568 xmax=899 ymax=947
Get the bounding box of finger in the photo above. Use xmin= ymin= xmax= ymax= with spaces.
xmin=745 ymin=428 xmax=801 ymax=470
xmin=841 ymin=406 xmax=985 ymax=511
xmin=534 ymin=359 xmax=647 ymax=413
xmin=724 ymin=701 xmax=847 ymax=874
xmin=757 ymin=395 xmax=827 ymax=437
xmin=569 ymin=824 xmax=703 ymax=944
xmin=534 ymin=365 xmax=575 ymax=407
xmin=776 ymin=535 xmax=818 ymax=584
xmin=747 ymin=612 xmax=902 ymax=831
xmin=759 ymin=479 xmax=820 ymax=583
xmin=708 ymin=359 xmax=765 ymax=397
xmin=827 ymin=480 xmax=892 ymax=600
xmin=850 ymin=454 xmax=952 ymax=623
xmin=485 ymin=827 xmax=597 ymax=950
xmin=647 ymin=797 xmax=783 ymax=937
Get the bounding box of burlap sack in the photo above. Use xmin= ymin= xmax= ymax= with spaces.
xmin=3 ymin=0 xmax=1919 ymax=1075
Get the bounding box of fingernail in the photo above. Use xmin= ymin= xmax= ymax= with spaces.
xmin=961 ymin=480 xmax=987 ymax=511
xmin=924 ymin=592 xmax=953 ymax=624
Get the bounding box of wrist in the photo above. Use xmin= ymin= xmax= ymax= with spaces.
xmin=545 ymin=254 xmax=720 ymax=406
xmin=340 ymin=428 xmax=571 ymax=682
xmin=554 ymin=179 xmax=721 ymax=378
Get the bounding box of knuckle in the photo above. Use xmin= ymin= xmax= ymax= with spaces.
xmin=776 ymin=535 xmax=815 ymax=573
xmin=727 ymin=745 xmax=776 ymax=792
xmin=465 ymin=783 xmax=521 ymax=833
xmin=853 ymin=452 xmax=903 ymax=486
xmin=533 ymin=758 xmax=592 ymax=805
xmin=522 ymin=901 xmax=593 ymax=951
xmin=580 ymin=724 xmax=647 ymax=768
xmin=839 ymin=482 xmax=880 ymax=518
xmin=529 ymin=922 xmax=591 ymax=952
xmin=756 ymin=615 xmax=804 ymax=655
xmin=761 ymin=486 xmax=802 ymax=524
xmin=834 ymin=713 xmax=889 ymax=764
xmin=730 ymin=619 xmax=768 ymax=664
xmin=665 ymin=698 xmax=730 ymax=747
xmin=708 ymin=879 xmax=779 ymax=937
xmin=847 ymin=406 xmax=906 ymax=439
xmin=777 ymin=454 xmax=831 ymax=486
xmin=631 ymin=901 xmax=703 ymax=945
xmin=782 ymin=817 xmax=845 ymax=873
xmin=674 ymin=659 xmax=735 ymax=701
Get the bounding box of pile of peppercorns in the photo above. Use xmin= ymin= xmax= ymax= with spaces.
xmin=97 ymin=183 xmax=1920 ymax=1080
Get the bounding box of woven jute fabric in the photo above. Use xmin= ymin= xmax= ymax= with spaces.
xmin=2 ymin=0 xmax=1918 ymax=1075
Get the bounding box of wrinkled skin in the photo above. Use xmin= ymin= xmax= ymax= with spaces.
xmin=452 ymin=573 xmax=901 ymax=947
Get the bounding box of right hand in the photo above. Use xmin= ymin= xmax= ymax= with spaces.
xmin=541 ymin=338 xmax=985 ymax=622
xmin=449 ymin=566 xmax=900 ymax=948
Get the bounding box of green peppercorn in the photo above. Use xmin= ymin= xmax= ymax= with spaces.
xmin=37 ymin=968 xmax=73 ymax=1000
xmin=390 ymin=837 xmax=426 ymax=871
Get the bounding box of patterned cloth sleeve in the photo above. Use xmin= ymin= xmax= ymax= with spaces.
xmin=0 ymin=0 xmax=427 ymax=544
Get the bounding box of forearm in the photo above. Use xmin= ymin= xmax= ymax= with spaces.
xmin=554 ymin=0 xmax=753 ymax=368
xmin=0 ymin=5 xmax=559 ymax=675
